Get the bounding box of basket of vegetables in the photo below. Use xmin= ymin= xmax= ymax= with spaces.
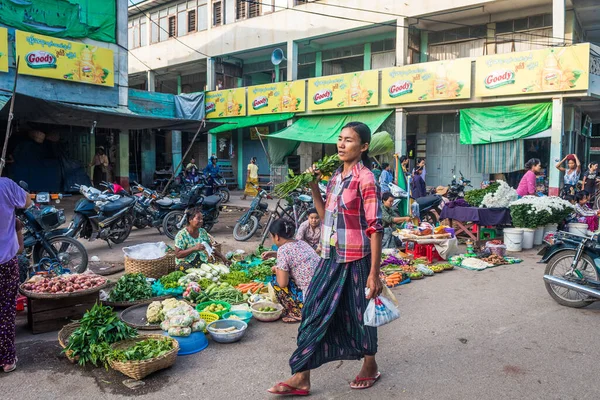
xmin=124 ymin=251 xmax=177 ymax=279
xmin=108 ymin=335 xmax=179 ymax=380
xmin=196 ymin=301 xmax=231 ymax=318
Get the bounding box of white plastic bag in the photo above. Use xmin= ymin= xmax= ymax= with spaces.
xmin=364 ymin=295 xmax=400 ymax=327
xmin=123 ymin=242 xmax=167 ymax=260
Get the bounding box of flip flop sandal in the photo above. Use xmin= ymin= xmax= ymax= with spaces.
xmin=267 ymin=382 xmax=310 ymax=396
xmin=350 ymin=372 xmax=381 ymax=390
xmin=3 ymin=358 xmax=17 ymax=373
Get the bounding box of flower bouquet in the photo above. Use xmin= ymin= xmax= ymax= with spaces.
xmin=509 ymin=196 xmax=574 ymax=228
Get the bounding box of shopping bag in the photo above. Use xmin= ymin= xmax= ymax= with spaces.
xmin=381 ymin=285 xmax=399 ymax=307
xmin=364 ymin=295 xmax=400 ymax=327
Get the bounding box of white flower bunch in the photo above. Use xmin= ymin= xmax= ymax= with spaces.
xmin=510 ymin=195 xmax=574 ymax=213
xmin=480 ymin=180 xmax=518 ymax=208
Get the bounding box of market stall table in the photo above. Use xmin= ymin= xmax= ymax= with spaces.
xmin=439 ymin=205 xmax=511 ymax=242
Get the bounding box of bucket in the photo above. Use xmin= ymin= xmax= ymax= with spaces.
xmin=533 ymin=226 xmax=545 ymax=245
xmin=568 ymin=223 xmax=589 ymax=237
xmin=522 ymin=228 xmax=535 ymax=249
xmin=503 ymin=228 xmax=523 ymax=252
xmin=544 ymin=224 xmax=558 ymax=235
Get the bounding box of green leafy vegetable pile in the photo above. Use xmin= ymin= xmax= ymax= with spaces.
xmin=464 ymin=182 xmax=500 ymax=207
xmin=108 ymin=273 xmax=152 ymax=302
xmin=221 ymin=271 xmax=251 ymax=287
xmin=110 ymin=338 xmax=173 ymax=362
xmin=159 ymin=271 xmax=185 ymax=289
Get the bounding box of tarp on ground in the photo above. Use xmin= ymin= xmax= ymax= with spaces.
xmin=460 ymin=103 xmax=552 ymax=145
xmin=208 ymin=113 xmax=294 ymax=134
xmin=266 ymin=110 xmax=394 ymax=143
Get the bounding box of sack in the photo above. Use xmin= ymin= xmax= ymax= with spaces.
xmin=364 ymin=296 xmax=400 ymax=327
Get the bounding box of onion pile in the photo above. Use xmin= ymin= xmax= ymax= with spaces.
xmin=22 ymin=274 xmax=106 ymax=294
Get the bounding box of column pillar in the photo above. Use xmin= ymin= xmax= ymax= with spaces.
xmin=147 ymin=70 xmax=155 ymax=92
xmin=274 ymin=64 xmax=280 ymax=82
xmin=286 ymin=40 xmax=298 ymax=81
xmin=486 ymin=23 xmax=496 ymax=55
xmin=548 ymin=98 xmax=564 ymax=196
xmin=117 ymin=130 xmax=130 ymax=189
xmin=395 ymin=17 xmax=408 ymax=66
xmin=553 ymin=0 xmax=566 ymax=45
xmin=237 ymin=128 xmax=244 ymax=189
xmin=315 ymin=51 xmax=322 ymax=77
xmin=141 ymin=133 xmax=156 ymax=186
xmin=394 ymin=108 xmax=407 ymax=157
xmin=363 ymin=42 xmax=371 ymax=70
xmin=172 ymin=131 xmax=182 ymax=175
xmin=206 ymin=57 xmax=216 ymax=163
xmin=88 ymin=132 xmax=96 ymax=179
xmin=419 ymin=32 xmax=428 ymax=63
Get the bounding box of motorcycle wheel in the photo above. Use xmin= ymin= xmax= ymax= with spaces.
xmin=109 ymin=214 xmax=133 ymax=244
xmin=204 ymin=223 xmax=214 ymax=233
xmin=544 ymin=250 xmax=599 ymax=308
xmin=163 ymin=211 xmax=185 ymax=240
xmin=421 ymin=211 xmax=438 ymax=225
xmin=219 ymin=188 xmax=230 ymax=204
xmin=233 ymin=216 xmax=259 ymax=241
xmin=33 ymin=236 xmax=88 ymax=274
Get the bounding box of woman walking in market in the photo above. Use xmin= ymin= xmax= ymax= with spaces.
xmin=0 ymin=178 xmax=32 ymax=373
xmin=267 ymin=121 xmax=384 ymax=396
xmin=261 ymin=219 xmax=320 ymax=323
xmin=241 ymin=157 xmax=259 ymax=200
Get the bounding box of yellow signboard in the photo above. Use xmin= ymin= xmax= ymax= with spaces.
xmin=0 ymin=28 xmax=7 ymax=73
xmin=205 ymin=88 xmax=247 ymax=118
xmin=475 ymin=43 xmax=590 ymax=97
xmin=247 ymin=81 xmax=305 ymax=115
xmin=307 ymin=70 xmax=379 ymax=111
xmin=251 ymin=126 xmax=269 ymax=140
xmin=381 ymin=58 xmax=471 ymax=104
xmin=16 ymin=31 xmax=114 ymax=87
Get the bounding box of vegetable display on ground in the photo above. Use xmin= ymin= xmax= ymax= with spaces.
xmin=22 ymin=274 xmax=106 ymax=294
xmin=110 ymin=338 xmax=174 ymax=362
xmin=108 ymin=273 xmax=152 ymax=302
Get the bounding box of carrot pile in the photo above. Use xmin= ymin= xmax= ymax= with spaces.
xmin=235 ymin=282 xmax=265 ymax=293
xmin=385 ymin=272 xmax=404 ymax=287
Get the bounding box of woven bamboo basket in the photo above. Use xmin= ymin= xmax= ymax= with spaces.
xmin=58 ymin=322 xmax=80 ymax=363
xmin=109 ymin=334 xmax=179 ymax=380
xmin=124 ymin=251 xmax=177 ymax=279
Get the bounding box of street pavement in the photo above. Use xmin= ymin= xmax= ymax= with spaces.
xmin=5 ymin=197 xmax=600 ymax=399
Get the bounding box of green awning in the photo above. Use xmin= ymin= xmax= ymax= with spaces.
xmin=209 ymin=113 xmax=294 ymax=134
xmin=266 ymin=110 xmax=394 ymax=143
xmin=460 ymin=103 xmax=552 ymax=145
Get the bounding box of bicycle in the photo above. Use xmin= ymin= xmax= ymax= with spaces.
xmin=259 ymin=190 xmax=314 ymax=247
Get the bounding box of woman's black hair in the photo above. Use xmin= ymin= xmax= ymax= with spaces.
xmin=564 ymin=194 xmax=575 ymax=202
xmin=589 ymin=162 xmax=599 ymax=168
xmin=342 ymin=121 xmax=372 ymax=169
xmin=399 ymin=155 xmax=409 ymax=164
xmin=307 ymin=208 xmax=318 ymax=216
xmin=416 ymin=157 xmax=425 ymax=163
xmin=251 ymin=157 xmax=257 ymax=163
xmin=382 ymin=192 xmax=394 ymax=201
xmin=269 ymin=218 xmax=295 ymax=240
xmin=575 ymin=190 xmax=589 ymax=203
xmin=185 ymin=207 xmax=203 ymax=225
xmin=525 ymin=158 xmax=541 ymax=170
xmin=381 ymin=162 xmax=390 ymax=170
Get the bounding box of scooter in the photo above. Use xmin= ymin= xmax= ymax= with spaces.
xmin=447 ymin=172 xmax=472 ymax=201
xmin=540 ymin=230 xmax=600 ymax=308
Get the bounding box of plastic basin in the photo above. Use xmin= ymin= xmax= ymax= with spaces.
xmin=223 ymin=310 xmax=253 ymax=324
xmin=250 ymin=301 xmax=284 ymax=322
xmin=162 ymin=331 xmax=208 ymax=356
xmin=207 ymin=319 xmax=248 ymax=343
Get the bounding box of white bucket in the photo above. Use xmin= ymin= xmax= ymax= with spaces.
xmin=544 ymin=224 xmax=558 ymax=235
xmin=503 ymin=228 xmax=524 ymax=252
xmin=522 ymin=228 xmax=535 ymax=249
xmin=533 ymin=226 xmax=545 ymax=245
xmin=568 ymin=223 xmax=589 ymax=237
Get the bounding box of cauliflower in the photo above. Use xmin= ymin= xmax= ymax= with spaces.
xmin=146 ymin=301 xmax=163 ymax=323
xmin=161 ymin=298 xmax=180 ymax=313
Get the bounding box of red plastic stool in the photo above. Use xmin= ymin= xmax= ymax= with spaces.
xmin=16 ymin=295 xmax=26 ymax=311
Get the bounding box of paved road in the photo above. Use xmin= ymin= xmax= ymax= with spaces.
xmin=6 ymin=246 xmax=600 ymax=399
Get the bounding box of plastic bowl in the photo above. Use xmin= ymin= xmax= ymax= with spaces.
xmin=250 ymin=301 xmax=284 ymax=322
xmin=196 ymin=301 xmax=231 ymax=318
xmin=223 ymin=310 xmax=253 ymax=324
xmin=206 ymin=319 xmax=248 ymax=343
xmin=163 ymin=331 xmax=209 ymax=355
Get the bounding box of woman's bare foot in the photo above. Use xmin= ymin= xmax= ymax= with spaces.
xmin=350 ymin=356 xmax=379 ymax=389
xmin=268 ymin=372 xmax=311 ymax=395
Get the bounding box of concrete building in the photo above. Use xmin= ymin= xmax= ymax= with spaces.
xmin=127 ymin=0 xmax=600 ymax=195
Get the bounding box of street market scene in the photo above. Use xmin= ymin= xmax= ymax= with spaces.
xmin=2 ymin=0 xmax=600 ymax=399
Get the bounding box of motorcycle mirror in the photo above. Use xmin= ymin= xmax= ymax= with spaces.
xmin=19 ymin=181 xmax=29 ymax=191
xmin=55 ymin=199 xmax=61 ymax=204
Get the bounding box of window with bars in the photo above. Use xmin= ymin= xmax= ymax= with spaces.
xmin=248 ymin=1 xmax=259 ymax=17
xmin=213 ymin=1 xmax=222 ymax=26
xmin=236 ymin=0 xmax=246 ymax=19
xmin=168 ymin=16 xmax=176 ymax=37
xmin=188 ymin=10 xmax=196 ymax=32
xmin=429 ymin=24 xmax=487 ymax=44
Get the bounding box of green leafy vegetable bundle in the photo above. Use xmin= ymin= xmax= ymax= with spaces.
xmin=66 ymin=303 xmax=137 ymax=368
xmin=274 ymin=154 xmax=340 ymax=198
xmin=464 ymin=182 xmax=500 ymax=207
xmin=108 ymin=273 xmax=152 ymax=302
xmin=110 ymin=338 xmax=173 ymax=362
xmin=159 ymin=271 xmax=185 ymax=289
xmin=221 ymin=271 xmax=251 ymax=287
xmin=248 ymin=264 xmax=274 ymax=282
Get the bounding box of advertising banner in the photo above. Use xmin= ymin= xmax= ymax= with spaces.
xmin=247 ymin=81 xmax=305 ymax=115
xmin=307 ymin=70 xmax=379 ymax=111
xmin=381 ymin=58 xmax=471 ymax=104
xmin=0 ymin=28 xmax=7 ymax=73
xmin=205 ymin=88 xmax=247 ymax=118
xmin=475 ymin=43 xmax=590 ymax=97
xmin=16 ymin=30 xmax=114 ymax=87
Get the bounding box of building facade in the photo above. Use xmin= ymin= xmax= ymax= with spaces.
xmin=128 ymin=0 xmax=600 ymax=195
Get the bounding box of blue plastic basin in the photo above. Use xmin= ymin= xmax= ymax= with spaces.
xmin=163 ymin=331 xmax=209 ymax=356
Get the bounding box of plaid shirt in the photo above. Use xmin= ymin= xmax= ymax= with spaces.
xmin=320 ymin=162 xmax=383 ymax=263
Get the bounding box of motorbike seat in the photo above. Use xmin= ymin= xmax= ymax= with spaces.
xmin=156 ymin=197 xmax=174 ymax=207
xmin=415 ymin=195 xmax=442 ymax=210
xmin=199 ymin=195 xmax=221 ymax=208
xmin=99 ymin=197 xmax=135 ymax=214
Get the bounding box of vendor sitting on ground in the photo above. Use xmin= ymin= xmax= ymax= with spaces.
xmin=174 ymin=207 xmax=229 ymax=269
xmin=295 ymin=208 xmax=322 ymax=253
xmin=382 ymin=192 xmax=411 ymax=248
xmin=261 ymin=219 xmax=319 ymax=323
xmin=574 ymin=191 xmax=600 ymax=232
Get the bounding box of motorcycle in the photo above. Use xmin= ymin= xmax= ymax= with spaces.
xmin=162 ymin=184 xmax=222 ymax=240
xmin=390 ymin=182 xmax=442 ymax=224
xmin=63 ymin=184 xmax=136 ymax=247
xmin=447 ymin=171 xmax=472 ymax=201
xmin=121 ymin=182 xmax=183 ymax=232
xmin=210 ymin=174 xmax=230 ymax=204
xmin=17 ymin=182 xmax=88 ymax=276
xmin=234 ymin=185 xmax=272 ymax=241
xmin=540 ymin=230 xmax=600 ymax=308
